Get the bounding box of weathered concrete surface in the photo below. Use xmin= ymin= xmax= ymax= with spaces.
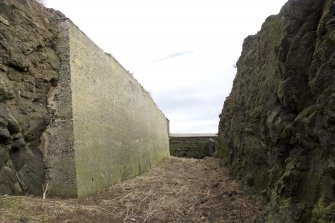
xmin=170 ymin=134 xmax=217 ymax=159
xmin=44 ymin=21 xmax=77 ymax=196
xmin=218 ymin=0 xmax=335 ymax=222
xmin=46 ymin=21 xmax=170 ymax=197
xmin=0 ymin=0 xmax=169 ymax=197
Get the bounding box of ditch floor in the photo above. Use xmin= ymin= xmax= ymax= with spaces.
xmin=0 ymin=157 xmax=260 ymax=223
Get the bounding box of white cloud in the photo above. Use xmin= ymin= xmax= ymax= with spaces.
xmin=45 ymin=0 xmax=288 ymax=133
xmin=151 ymin=51 xmax=194 ymax=63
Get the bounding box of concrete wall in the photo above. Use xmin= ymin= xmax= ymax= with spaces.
xmin=45 ymin=22 xmax=77 ymax=196
xmin=46 ymin=21 xmax=170 ymax=197
xmin=170 ymin=134 xmax=217 ymax=159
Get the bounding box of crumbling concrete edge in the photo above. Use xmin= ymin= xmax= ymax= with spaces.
xmin=44 ymin=20 xmax=78 ymax=197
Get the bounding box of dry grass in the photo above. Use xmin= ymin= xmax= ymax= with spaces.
xmin=0 ymin=157 xmax=260 ymax=223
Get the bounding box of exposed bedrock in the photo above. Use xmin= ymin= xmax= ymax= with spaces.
xmin=218 ymin=0 xmax=335 ymax=222
xmin=0 ymin=0 xmax=64 ymax=194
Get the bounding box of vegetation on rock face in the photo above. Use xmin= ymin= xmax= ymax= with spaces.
xmin=0 ymin=0 xmax=65 ymax=194
xmin=217 ymin=0 xmax=335 ymax=222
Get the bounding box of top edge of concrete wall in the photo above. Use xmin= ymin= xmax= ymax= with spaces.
xmin=170 ymin=133 xmax=218 ymax=138
xmin=58 ymin=18 xmax=166 ymax=119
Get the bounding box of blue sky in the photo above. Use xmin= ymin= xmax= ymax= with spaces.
xmin=45 ymin=0 xmax=288 ymax=133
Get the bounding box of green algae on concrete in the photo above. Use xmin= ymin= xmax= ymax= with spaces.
xmin=170 ymin=134 xmax=217 ymax=159
xmin=46 ymin=21 xmax=170 ymax=197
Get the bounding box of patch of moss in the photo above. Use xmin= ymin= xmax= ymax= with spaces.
xmin=15 ymin=115 xmax=25 ymax=127
xmin=1 ymin=196 xmax=21 ymax=208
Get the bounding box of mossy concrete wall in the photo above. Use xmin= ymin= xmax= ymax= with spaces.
xmin=46 ymin=21 xmax=170 ymax=197
xmin=170 ymin=134 xmax=217 ymax=159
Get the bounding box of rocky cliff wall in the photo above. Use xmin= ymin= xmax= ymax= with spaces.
xmin=0 ymin=0 xmax=64 ymax=195
xmin=218 ymin=0 xmax=335 ymax=222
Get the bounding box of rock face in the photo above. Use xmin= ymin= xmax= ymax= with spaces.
xmin=218 ymin=0 xmax=335 ymax=222
xmin=0 ymin=0 xmax=64 ymax=194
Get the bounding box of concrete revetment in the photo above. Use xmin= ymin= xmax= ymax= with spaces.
xmin=169 ymin=133 xmax=217 ymax=159
xmin=45 ymin=21 xmax=170 ymax=197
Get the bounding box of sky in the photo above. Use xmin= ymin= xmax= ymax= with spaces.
xmin=45 ymin=0 xmax=288 ymax=133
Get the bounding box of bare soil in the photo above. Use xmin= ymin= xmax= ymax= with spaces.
xmin=0 ymin=157 xmax=260 ymax=223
